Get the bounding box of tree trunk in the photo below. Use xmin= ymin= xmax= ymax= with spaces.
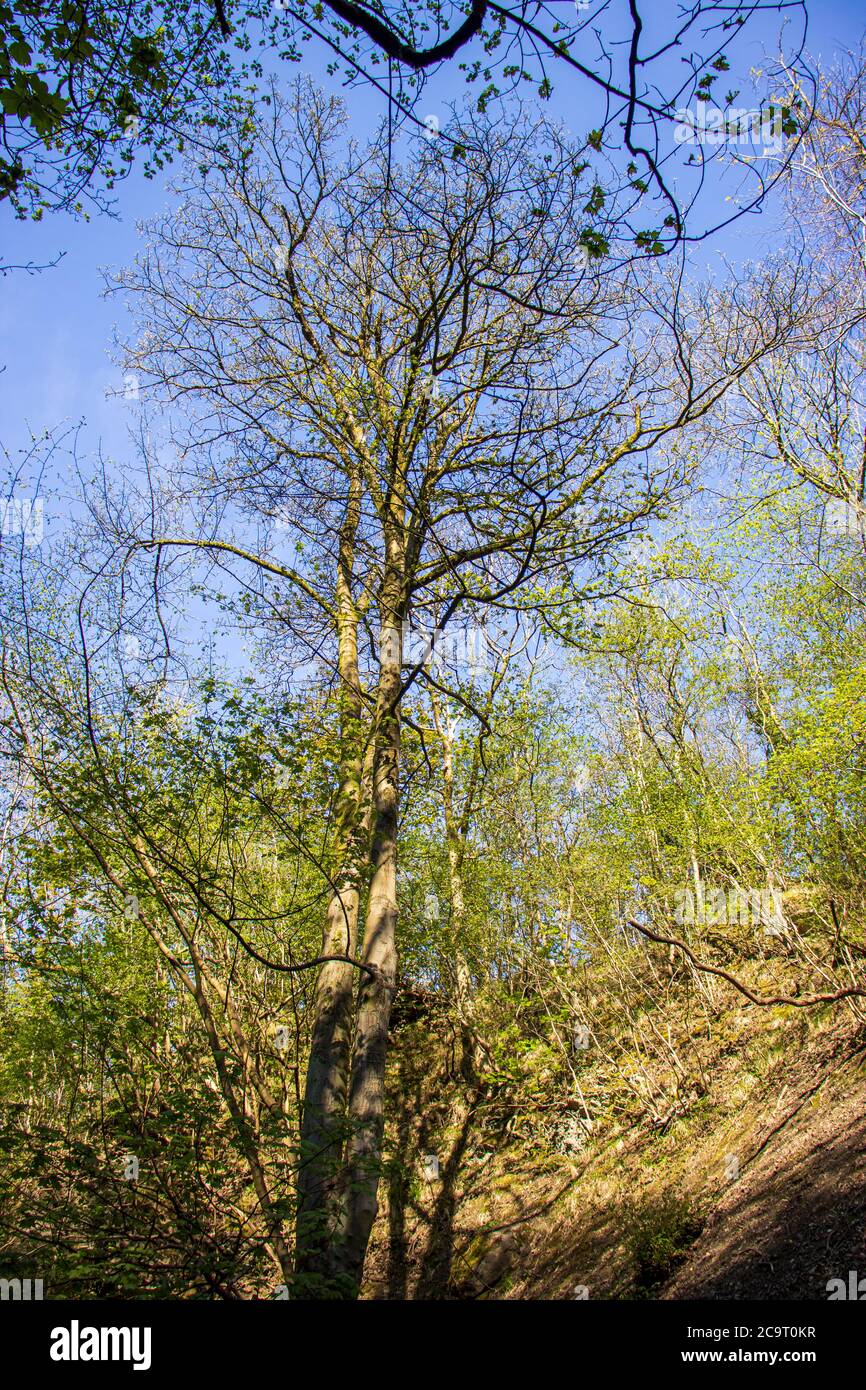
xmin=338 ymin=605 xmax=402 ymax=1291
xmin=434 ymin=695 xmax=484 ymax=1082
xmin=294 ymin=476 xmax=371 ymax=1290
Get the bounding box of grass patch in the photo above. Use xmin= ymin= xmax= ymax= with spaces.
xmin=624 ymin=1191 xmax=704 ymax=1294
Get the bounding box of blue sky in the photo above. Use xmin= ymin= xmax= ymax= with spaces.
xmin=1 ymin=1 xmax=864 ymax=497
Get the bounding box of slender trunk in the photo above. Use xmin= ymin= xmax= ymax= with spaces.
xmin=194 ymin=976 xmax=294 ymax=1283
xmin=435 ymin=702 xmax=482 ymax=1081
xmin=293 ymin=799 xmax=369 ymax=1286
xmin=295 ymin=476 xmax=371 ymax=1288
xmin=339 ymin=599 xmax=402 ymax=1291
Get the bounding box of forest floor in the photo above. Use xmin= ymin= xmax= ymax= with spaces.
xmin=363 ymin=998 xmax=866 ymax=1300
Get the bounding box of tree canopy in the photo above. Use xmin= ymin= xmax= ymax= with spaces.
xmin=1 ymin=9 xmax=865 ymax=1321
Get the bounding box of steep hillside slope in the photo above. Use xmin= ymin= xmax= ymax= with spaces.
xmin=363 ymin=996 xmax=866 ymax=1300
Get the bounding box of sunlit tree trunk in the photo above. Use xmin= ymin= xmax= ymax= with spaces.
xmin=339 ymin=552 xmax=403 ymax=1290
xmin=295 ymin=474 xmax=372 ymax=1286
xmin=433 ymin=696 xmax=483 ymax=1082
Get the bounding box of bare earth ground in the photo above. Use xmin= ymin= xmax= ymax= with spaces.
xmin=662 ymin=1039 xmax=866 ymax=1300
xmin=363 ymin=1010 xmax=866 ymax=1300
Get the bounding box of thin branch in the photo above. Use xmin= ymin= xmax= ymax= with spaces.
xmin=629 ymin=920 xmax=866 ymax=1008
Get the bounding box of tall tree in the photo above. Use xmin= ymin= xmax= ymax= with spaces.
xmin=106 ymin=82 xmax=801 ymax=1290
xmin=2 ymin=0 xmax=811 ymax=247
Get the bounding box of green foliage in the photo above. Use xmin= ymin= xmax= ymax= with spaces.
xmin=624 ymin=1192 xmax=704 ymax=1292
xmin=0 ymin=0 xmax=237 ymax=217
